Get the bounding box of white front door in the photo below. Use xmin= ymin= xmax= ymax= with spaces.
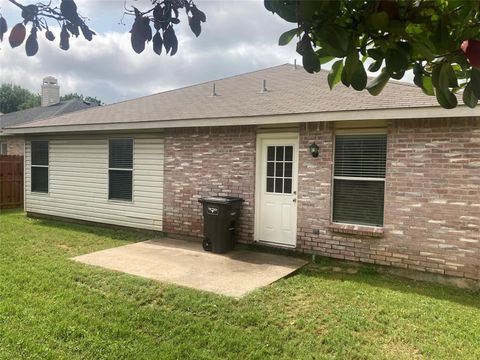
xmin=255 ymin=134 xmax=298 ymax=247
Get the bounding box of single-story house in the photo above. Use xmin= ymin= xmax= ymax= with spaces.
xmin=5 ymin=64 xmax=480 ymax=282
xmin=0 ymin=76 xmax=96 ymax=155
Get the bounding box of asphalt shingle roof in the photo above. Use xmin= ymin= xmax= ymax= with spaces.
xmin=8 ymin=64 xmax=457 ymax=130
xmin=1 ymin=99 xmax=96 ymax=131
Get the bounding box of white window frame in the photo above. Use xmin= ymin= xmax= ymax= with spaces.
xmin=331 ymin=128 xmax=387 ymax=227
xmin=108 ymin=138 xmax=134 ymax=202
xmin=31 ymin=140 xmax=49 ymax=194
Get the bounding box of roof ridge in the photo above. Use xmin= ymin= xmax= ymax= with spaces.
xmin=51 ymin=99 xmax=75 ymax=117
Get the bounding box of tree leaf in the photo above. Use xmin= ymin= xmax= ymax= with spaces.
xmin=278 ymin=28 xmax=297 ymax=46
xmin=9 ymin=23 xmax=26 ymax=48
xmin=462 ymin=83 xmax=478 ymax=108
xmin=59 ymin=25 xmax=70 ymax=51
xmin=316 ymin=24 xmax=351 ymax=58
xmin=328 ymin=60 xmax=343 ymax=90
xmin=470 ymin=68 xmax=480 ymax=99
xmin=350 ymin=61 xmax=367 ymax=91
xmin=188 ymin=16 xmax=201 ymax=37
xmin=367 ymin=48 xmax=383 ymax=61
xmin=45 ymin=30 xmax=55 ymax=42
xmin=435 ymin=87 xmax=457 ymax=109
xmin=443 ymin=63 xmax=458 ymax=88
xmin=385 ymin=47 xmax=409 ymax=77
xmin=163 ymin=26 xmax=178 ymax=56
xmin=303 ymin=50 xmax=320 ymax=73
xmin=368 ymin=59 xmax=382 ymax=72
xmin=421 ymin=76 xmax=435 ymax=96
xmin=367 ymin=68 xmax=390 ymax=96
xmin=264 ymin=0 xmax=297 ymax=22
xmin=153 ymin=31 xmax=163 ymax=55
xmin=0 ymin=16 xmax=7 ymax=42
xmin=370 ymin=11 xmax=389 ymax=30
xmin=343 ymin=53 xmax=367 ymax=91
xmin=25 ymin=29 xmax=38 ymax=57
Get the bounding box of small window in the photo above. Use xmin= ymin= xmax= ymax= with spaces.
xmin=109 ymin=139 xmax=133 ymax=201
xmin=0 ymin=142 xmax=7 ymax=155
xmin=31 ymin=140 xmax=49 ymax=193
xmin=333 ymin=134 xmax=387 ymax=226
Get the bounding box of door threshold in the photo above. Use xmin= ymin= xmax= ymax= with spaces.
xmin=257 ymin=240 xmax=296 ymax=249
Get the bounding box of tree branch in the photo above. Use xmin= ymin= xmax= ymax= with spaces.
xmin=7 ymin=0 xmax=26 ymax=10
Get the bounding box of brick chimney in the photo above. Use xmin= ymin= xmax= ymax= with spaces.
xmin=41 ymin=76 xmax=60 ymax=107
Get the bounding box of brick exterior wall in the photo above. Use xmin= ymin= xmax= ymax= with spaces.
xmin=297 ymin=118 xmax=480 ymax=281
xmin=163 ymin=126 xmax=256 ymax=243
xmin=163 ymin=118 xmax=479 ymax=282
xmin=3 ymin=136 xmax=24 ymax=155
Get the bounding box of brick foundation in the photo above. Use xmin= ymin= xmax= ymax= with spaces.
xmin=164 ymin=119 xmax=480 ymax=282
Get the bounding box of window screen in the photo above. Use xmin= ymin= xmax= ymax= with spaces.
xmin=333 ymin=134 xmax=387 ymax=226
xmin=109 ymin=139 xmax=133 ymax=201
xmin=31 ymin=140 xmax=49 ymax=193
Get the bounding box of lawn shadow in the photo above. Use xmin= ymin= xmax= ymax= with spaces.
xmin=299 ymin=262 xmax=480 ymax=310
xmin=29 ymin=215 xmax=154 ymax=244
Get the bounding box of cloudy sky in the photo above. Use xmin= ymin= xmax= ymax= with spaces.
xmin=0 ymin=0 xmax=300 ymax=104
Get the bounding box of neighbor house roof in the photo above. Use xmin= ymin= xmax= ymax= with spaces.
xmin=5 ymin=64 xmax=476 ymax=134
xmin=0 ymin=99 xmax=97 ymax=133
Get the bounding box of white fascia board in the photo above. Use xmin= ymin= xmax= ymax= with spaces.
xmin=4 ymin=105 xmax=478 ymax=135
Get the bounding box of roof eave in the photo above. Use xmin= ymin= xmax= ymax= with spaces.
xmin=4 ymin=105 xmax=477 ymax=135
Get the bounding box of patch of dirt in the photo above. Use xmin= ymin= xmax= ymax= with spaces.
xmin=320 ymin=266 xmax=359 ymax=274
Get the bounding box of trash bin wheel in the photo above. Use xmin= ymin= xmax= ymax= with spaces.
xmin=202 ymin=237 xmax=212 ymax=251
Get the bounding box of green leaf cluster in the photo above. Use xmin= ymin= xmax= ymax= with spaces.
xmin=0 ymin=84 xmax=40 ymax=114
xmin=267 ymin=0 xmax=480 ymax=109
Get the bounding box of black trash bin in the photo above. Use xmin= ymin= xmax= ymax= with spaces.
xmin=198 ymin=196 xmax=244 ymax=253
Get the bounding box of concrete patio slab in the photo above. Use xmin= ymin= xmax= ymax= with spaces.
xmin=72 ymin=238 xmax=307 ymax=297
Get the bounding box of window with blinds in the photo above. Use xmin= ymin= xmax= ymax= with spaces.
xmin=31 ymin=140 xmax=49 ymax=193
xmin=109 ymin=139 xmax=133 ymax=201
xmin=333 ymin=134 xmax=387 ymax=226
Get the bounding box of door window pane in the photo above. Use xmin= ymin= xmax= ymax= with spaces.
xmin=266 ymin=177 xmax=274 ymax=192
xmin=275 ymin=162 xmax=283 ymax=177
xmin=275 ymin=178 xmax=283 ymax=193
xmin=284 ymin=162 xmax=292 ymax=178
xmin=267 ymin=147 xmax=275 ymax=161
xmin=276 ymin=146 xmax=284 ymax=161
xmin=285 ymin=146 xmax=293 ymax=161
xmin=284 ymin=179 xmax=292 ymax=194
xmin=267 ymin=162 xmax=274 ymax=177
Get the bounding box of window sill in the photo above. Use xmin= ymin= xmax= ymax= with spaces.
xmin=328 ymin=223 xmax=384 ymax=238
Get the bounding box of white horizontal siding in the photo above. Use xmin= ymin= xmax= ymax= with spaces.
xmin=25 ymin=134 xmax=164 ymax=231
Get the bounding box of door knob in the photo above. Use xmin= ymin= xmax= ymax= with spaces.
xmin=293 ymin=198 xmax=297 ymax=203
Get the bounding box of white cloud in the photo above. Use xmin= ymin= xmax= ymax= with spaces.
xmin=0 ymin=0 xmax=298 ymax=104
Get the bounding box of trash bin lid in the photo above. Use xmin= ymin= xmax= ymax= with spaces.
xmin=198 ymin=196 xmax=244 ymax=204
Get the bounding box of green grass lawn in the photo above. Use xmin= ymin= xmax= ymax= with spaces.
xmin=0 ymin=210 xmax=479 ymax=360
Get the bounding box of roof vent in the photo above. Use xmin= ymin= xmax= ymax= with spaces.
xmin=209 ymin=82 xmax=218 ymax=97
xmin=259 ymin=79 xmax=268 ymax=94
xmin=293 ymin=59 xmax=297 ymax=70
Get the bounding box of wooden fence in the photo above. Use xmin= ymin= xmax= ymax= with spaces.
xmin=0 ymin=155 xmax=24 ymax=209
